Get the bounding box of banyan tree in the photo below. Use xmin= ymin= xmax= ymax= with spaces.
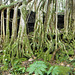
xmin=0 ymin=0 xmax=75 ymax=73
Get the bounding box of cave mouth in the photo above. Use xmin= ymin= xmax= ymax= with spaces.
xmin=58 ymin=15 xmax=64 ymax=30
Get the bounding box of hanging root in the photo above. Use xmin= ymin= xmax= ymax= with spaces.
xmin=51 ymin=46 xmax=61 ymax=61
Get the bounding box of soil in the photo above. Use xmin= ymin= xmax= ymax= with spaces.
xmin=1 ymin=57 xmax=75 ymax=75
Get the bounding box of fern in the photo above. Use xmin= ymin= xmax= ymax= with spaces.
xmin=47 ymin=65 xmax=70 ymax=75
xmin=26 ymin=61 xmax=47 ymax=75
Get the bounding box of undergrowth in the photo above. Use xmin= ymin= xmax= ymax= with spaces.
xmin=0 ymin=0 xmax=75 ymax=75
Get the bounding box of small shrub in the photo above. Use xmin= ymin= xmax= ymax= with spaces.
xmin=47 ymin=65 xmax=70 ymax=75
xmin=26 ymin=61 xmax=47 ymax=75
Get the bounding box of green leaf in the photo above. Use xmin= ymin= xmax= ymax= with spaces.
xmin=40 ymin=67 xmax=47 ymax=72
xmin=27 ymin=61 xmax=47 ymax=75
xmin=27 ymin=67 xmax=35 ymax=74
xmin=35 ymin=71 xmax=38 ymax=75
xmin=47 ymin=66 xmax=54 ymax=75
xmin=47 ymin=66 xmax=70 ymax=75
xmin=37 ymin=70 xmax=43 ymax=75
xmin=41 ymin=64 xmax=48 ymax=68
xmin=68 ymin=50 xmax=74 ymax=55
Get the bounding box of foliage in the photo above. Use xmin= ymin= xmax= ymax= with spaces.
xmin=47 ymin=65 xmax=70 ymax=75
xmin=0 ymin=0 xmax=74 ymax=64
xmin=1 ymin=50 xmax=11 ymax=70
xmin=69 ymin=58 xmax=75 ymax=67
xmin=0 ymin=0 xmax=75 ymax=75
xmin=26 ymin=61 xmax=47 ymax=75
xmin=55 ymin=31 xmax=75 ymax=62
xmin=10 ymin=59 xmax=25 ymax=75
xmin=26 ymin=61 xmax=71 ymax=75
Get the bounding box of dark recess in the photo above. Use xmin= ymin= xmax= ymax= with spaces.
xmin=58 ymin=15 xmax=64 ymax=29
xmin=0 ymin=10 xmax=64 ymax=37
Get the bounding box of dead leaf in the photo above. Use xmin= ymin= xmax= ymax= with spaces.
xmin=69 ymin=57 xmax=73 ymax=61
xmin=74 ymin=68 xmax=75 ymax=71
xmin=25 ymin=73 xmax=29 ymax=75
xmin=59 ymin=62 xmax=65 ymax=66
xmin=28 ymin=58 xmax=34 ymax=61
xmin=66 ymin=64 xmax=70 ymax=67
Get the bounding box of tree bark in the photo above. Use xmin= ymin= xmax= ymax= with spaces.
xmin=1 ymin=10 xmax=5 ymax=39
xmin=12 ymin=5 xmax=18 ymax=39
xmin=55 ymin=0 xmax=58 ymax=49
xmin=6 ymin=8 xmax=10 ymax=42
xmin=64 ymin=0 xmax=69 ymax=35
xmin=73 ymin=0 xmax=75 ymax=34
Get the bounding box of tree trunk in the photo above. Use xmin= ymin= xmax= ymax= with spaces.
xmin=1 ymin=10 xmax=5 ymax=40
xmin=6 ymin=8 xmax=10 ymax=42
xmin=64 ymin=0 xmax=69 ymax=35
xmin=12 ymin=5 xmax=18 ymax=39
xmin=73 ymin=0 xmax=75 ymax=34
xmin=55 ymin=0 xmax=58 ymax=49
